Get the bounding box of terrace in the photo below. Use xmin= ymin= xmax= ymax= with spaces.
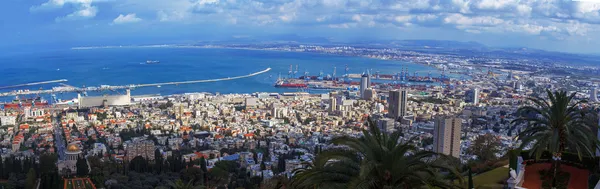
xmin=63 ymin=178 xmax=96 ymax=189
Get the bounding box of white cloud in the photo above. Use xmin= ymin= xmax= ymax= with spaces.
xmin=415 ymin=14 xmax=437 ymax=21
xmin=444 ymin=14 xmax=504 ymax=26
xmin=279 ymin=13 xmax=295 ymax=22
xmin=516 ymin=4 xmax=532 ymax=16
xmin=476 ymin=0 xmax=517 ymax=10
xmin=328 ymin=23 xmax=352 ymax=28
xmin=29 ymin=0 xmax=600 ymax=41
xmin=394 ymin=15 xmax=412 ymax=23
xmin=112 ymin=13 xmax=142 ymax=24
xmin=32 ymin=0 xmax=99 ymax=20
xmin=352 ymin=14 xmax=362 ymax=22
xmin=157 ymin=10 xmax=186 ymax=22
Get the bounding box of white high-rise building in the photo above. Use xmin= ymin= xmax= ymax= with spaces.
xmin=388 ymin=89 xmax=408 ymax=120
xmin=590 ymin=88 xmax=598 ymax=102
xmin=329 ymin=97 xmax=337 ymax=113
xmin=467 ymin=88 xmax=479 ymax=105
xmin=433 ymin=117 xmax=462 ymax=158
xmin=366 ymin=70 xmax=371 ymax=89
xmin=360 ymin=73 xmax=369 ymax=99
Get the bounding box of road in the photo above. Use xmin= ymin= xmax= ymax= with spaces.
xmin=53 ymin=115 xmax=66 ymax=161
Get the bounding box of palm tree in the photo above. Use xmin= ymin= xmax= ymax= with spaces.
xmin=512 ymin=90 xmax=599 ymax=187
xmin=291 ymin=117 xmax=462 ymax=189
xmin=261 ymin=175 xmax=292 ymax=189
xmin=171 ymin=180 xmax=195 ymax=189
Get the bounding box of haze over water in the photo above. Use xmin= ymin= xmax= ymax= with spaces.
xmin=0 ymin=47 xmax=456 ymax=101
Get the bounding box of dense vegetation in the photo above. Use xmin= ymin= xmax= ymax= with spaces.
xmin=512 ymin=90 xmax=600 ymax=188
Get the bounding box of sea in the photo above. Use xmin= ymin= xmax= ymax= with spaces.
xmin=0 ymin=47 xmax=461 ymax=102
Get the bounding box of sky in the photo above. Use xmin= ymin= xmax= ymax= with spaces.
xmin=3 ymin=0 xmax=600 ymax=53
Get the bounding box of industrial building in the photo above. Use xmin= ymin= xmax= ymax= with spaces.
xmin=78 ymin=89 xmax=132 ymax=108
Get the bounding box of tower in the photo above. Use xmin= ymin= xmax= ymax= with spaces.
xmin=590 ymin=88 xmax=598 ymax=102
xmin=467 ymin=88 xmax=479 ymax=105
xmin=332 ymin=67 xmax=336 ymax=79
xmin=433 ymin=117 xmax=462 ymax=158
xmin=329 ymin=96 xmax=337 ymax=113
xmin=388 ymin=89 xmax=408 ymax=120
xmin=366 ymin=69 xmax=371 ymax=88
xmin=360 ymin=72 xmax=369 ymax=99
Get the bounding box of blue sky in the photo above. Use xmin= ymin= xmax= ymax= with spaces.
xmin=3 ymin=0 xmax=600 ymax=53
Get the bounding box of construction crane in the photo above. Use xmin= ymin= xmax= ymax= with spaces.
xmin=294 ymin=65 xmax=298 ymax=79
xmin=332 ymin=67 xmax=337 ymax=79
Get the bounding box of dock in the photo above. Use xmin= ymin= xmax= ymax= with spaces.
xmin=0 ymin=68 xmax=271 ymax=97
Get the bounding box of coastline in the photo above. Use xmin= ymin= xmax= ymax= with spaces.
xmin=70 ymin=44 xmax=445 ymax=73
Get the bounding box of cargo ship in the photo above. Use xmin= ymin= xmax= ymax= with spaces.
xmin=145 ymin=60 xmax=160 ymax=64
xmin=408 ymin=77 xmax=435 ymax=83
xmin=2 ymin=97 xmax=48 ymax=109
xmin=274 ymin=80 xmax=307 ymax=88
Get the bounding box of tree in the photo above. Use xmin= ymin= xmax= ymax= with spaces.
xmin=467 ymin=169 xmax=474 ymax=189
xmin=6 ymin=173 xmax=19 ymax=189
xmin=260 ymin=161 xmax=266 ymax=171
xmin=0 ymin=157 xmax=4 ymax=179
xmin=76 ymin=157 xmax=89 ymax=177
xmin=200 ymin=157 xmax=208 ymax=185
xmin=181 ymin=167 xmax=205 ymax=186
xmin=261 ymin=175 xmax=290 ymax=189
xmin=276 ymin=155 xmax=286 ymax=174
xmin=208 ymin=161 xmax=238 ymax=188
xmin=171 ymin=179 xmax=200 ymax=189
xmin=129 ymin=156 xmax=149 ymax=173
xmin=25 ymin=168 xmax=37 ymax=189
xmin=467 ymin=134 xmax=501 ymax=162
xmin=291 ymin=117 xmax=462 ymax=189
xmin=512 ymin=90 xmax=599 ymax=188
xmin=39 ymin=154 xmax=60 ymax=189
xmin=253 ymin=152 xmax=258 ymax=164
xmin=155 ymin=149 xmax=164 ymax=174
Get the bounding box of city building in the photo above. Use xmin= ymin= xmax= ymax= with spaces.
xmin=433 ymin=117 xmax=462 ymax=158
xmin=0 ymin=116 xmax=16 ymax=126
xmin=590 ymin=88 xmax=598 ymax=102
xmin=125 ymin=140 xmax=156 ymax=161
xmin=466 ymin=88 xmax=480 ymax=105
xmin=78 ymin=89 xmax=132 ymax=108
xmin=377 ymin=118 xmax=395 ymax=133
xmin=329 ymin=96 xmax=337 ymax=113
xmin=65 ymin=143 xmax=83 ymax=161
xmin=245 ymin=97 xmax=258 ymax=109
xmin=388 ymin=89 xmax=408 ymax=120
xmin=363 ymin=88 xmax=376 ymax=101
xmin=23 ymin=107 xmax=45 ymax=118
xmin=360 ymin=72 xmax=369 ymax=99
xmin=58 ymin=143 xmax=84 ymax=176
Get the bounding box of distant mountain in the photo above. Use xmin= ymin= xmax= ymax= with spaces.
xmin=195 ymin=37 xmax=600 ymax=66
xmin=346 ymin=39 xmax=600 ymax=66
xmin=389 ymin=40 xmax=487 ymax=49
xmin=212 ymin=34 xmax=333 ymax=44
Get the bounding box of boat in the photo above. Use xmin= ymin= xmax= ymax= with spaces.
xmin=274 ymin=80 xmax=307 ymax=88
xmin=146 ymin=60 xmax=160 ymax=64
